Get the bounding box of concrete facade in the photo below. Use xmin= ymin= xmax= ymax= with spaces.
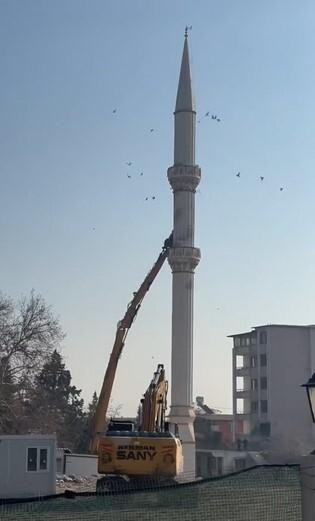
xmin=231 ymin=325 xmax=315 ymax=456
xmin=196 ymin=448 xmax=263 ymax=478
xmin=167 ymin=33 xmax=201 ymax=479
xmin=0 ymin=434 xmax=56 ymax=499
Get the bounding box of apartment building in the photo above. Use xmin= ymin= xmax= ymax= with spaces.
xmin=194 ymin=396 xmax=262 ymax=477
xmin=230 ymin=325 xmax=315 ymax=456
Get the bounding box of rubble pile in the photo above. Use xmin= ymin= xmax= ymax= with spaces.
xmin=56 ymin=474 xmax=99 ymax=493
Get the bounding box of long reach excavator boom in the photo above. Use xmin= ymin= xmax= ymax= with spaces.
xmin=90 ymin=233 xmax=173 ymax=453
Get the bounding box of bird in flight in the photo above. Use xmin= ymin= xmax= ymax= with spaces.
xmin=139 ymin=172 xmax=144 ymax=176
xmin=127 ymin=174 xmax=132 ymax=179
xmin=126 ymin=161 xmax=132 ymax=166
xmin=150 ymin=128 xmax=154 ymax=132
xmin=211 ymin=115 xmax=217 ymax=120
xmin=92 ymin=227 xmax=96 ymax=231
xmin=145 ymin=197 xmax=149 ymax=201
xmin=152 ymin=196 xmax=156 ymax=200
xmin=280 ymin=187 xmax=284 ymax=191
xmin=216 ymin=118 xmax=221 ymax=122
xmin=236 ymin=172 xmax=241 ymax=178
xmin=260 ymin=176 xmax=264 ymax=181
xmin=205 ymin=112 xmax=210 ymax=117
xmin=197 ymin=119 xmax=201 ymax=124
xmin=112 ymin=109 xmax=117 ymax=114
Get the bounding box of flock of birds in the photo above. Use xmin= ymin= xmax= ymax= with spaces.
xmin=123 ymin=161 xmax=156 ymax=201
xmin=112 ymin=106 xmax=287 ymax=197
xmin=236 ymin=171 xmax=284 ymax=191
xmin=109 ymin=25 xmax=286 ymax=210
xmin=111 ymin=107 xmax=226 ymax=203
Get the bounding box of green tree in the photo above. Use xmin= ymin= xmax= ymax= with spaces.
xmin=75 ymin=391 xmax=99 ymax=453
xmin=31 ymin=350 xmax=85 ymax=450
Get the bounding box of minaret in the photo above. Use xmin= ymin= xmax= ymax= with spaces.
xmin=167 ymin=30 xmax=201 ymax=478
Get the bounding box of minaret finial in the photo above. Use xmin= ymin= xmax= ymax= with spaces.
xmin=185 ymin=25 xmax=192 ymax=38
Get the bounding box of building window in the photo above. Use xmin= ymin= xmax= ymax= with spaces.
xmin=251 ymin=378 xmax=258 ymax=391
xmin=27 ymin=447 xmax=49 ymax=472
xmin=245 ymin=337 xmax=250 ymax=346
xmin=207 ymin=455 xmax=212 ymax=477
xmin=234 ymin=458 xmax=246 ymax=471
xmin=259 ymin=331 xmax=267 ymax=344
xmin=241 ymin=337 xmax=246 ymax=346
xmin=260 ymin=423 xmax=271 ymax=436
xmin=261 ymin=377 xmax=267 ymax=389
xmin=260 ymin=354 xmax=267 ymax=367
xmin=236 ymin=355 xmax=244 ymax=369
xmin=196 ymin=454 xmax=202 ymax=477
xmin=250 ymin=335 xmax=257 ymax=345
xmin=216 ymin=457 xmax=223 ymax=475
xmin=236 ymin=398 xmax=244 ymax=414
xmin=261 ymin=400 xmax=268 ymax=413
xmin=251 ymin=401 xmax=258 ymax=413
xmin=250 ymin=355 xmax=257 ymax=368
xmin=234 ymin=337 xmax=241 ymax=347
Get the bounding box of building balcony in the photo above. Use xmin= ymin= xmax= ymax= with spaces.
xmin=236 ymin=389 xmax=257 ymax=399
xmin=234 ymin=412 xmax=252 ymax=419
xmin=233 ymin=345 xmax=252 ymax=356
xmin=235 ymin=366 xmax=257 ymax=376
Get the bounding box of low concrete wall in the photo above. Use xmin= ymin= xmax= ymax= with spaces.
xmin=65 ymin=453 xmax=98 ymax=476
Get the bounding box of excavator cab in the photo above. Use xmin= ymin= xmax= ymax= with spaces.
xmin=107 ymin=419 xmax=135 ymax=433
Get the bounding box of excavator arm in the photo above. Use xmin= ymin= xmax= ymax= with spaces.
xmin=90 ymin=233 xmax=172 ymax=453
xmin=140 ymin=364 xmax=168 ymax=432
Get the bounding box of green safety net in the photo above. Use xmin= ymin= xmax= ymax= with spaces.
xmin=0 ymin=465 xmax=302 ymax=521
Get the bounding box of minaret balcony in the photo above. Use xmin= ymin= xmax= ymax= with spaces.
xmin=168 ymin=246 xmax=200 ymax=273
xmin=168 ymin=165 xmax=201 ymax=192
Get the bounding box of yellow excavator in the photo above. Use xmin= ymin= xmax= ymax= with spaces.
xmin=90 ymin=233 xmax=183 ymax=492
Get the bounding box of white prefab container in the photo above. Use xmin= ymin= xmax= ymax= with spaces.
xmin=65 ymin=453 xmax=98 ymax=477
xmin=0 ymin=434 xmax=56 ymax=499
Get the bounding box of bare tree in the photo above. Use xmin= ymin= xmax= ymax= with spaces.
xmin=0 ymin=290 xmax=64 ymax=385
xmin=0 ymin=291 xmax=64 ymax=434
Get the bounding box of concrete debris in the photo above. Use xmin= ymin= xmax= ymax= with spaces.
xmin=56 ymin=474 xmax=99 ymax=493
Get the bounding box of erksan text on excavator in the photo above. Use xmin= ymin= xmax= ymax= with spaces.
xmin=117 ymin=445 xmax=156 ymax=451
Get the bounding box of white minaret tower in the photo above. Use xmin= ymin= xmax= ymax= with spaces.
xmin=167 ymin=30 xmax=201 ymax=479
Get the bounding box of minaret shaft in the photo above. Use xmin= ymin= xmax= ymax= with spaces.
xmin=167 ymin=35 xmax=201 ymax=480
xmin=174 ymin=113 xmax=195 ymax=165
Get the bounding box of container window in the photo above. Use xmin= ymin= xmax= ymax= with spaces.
xmin=27 ymin=447 xmax=49 ymax=472
xmin=40 ymin=448 xmax=48 ymax=470
xmin=27 ymin=448 xmax=37 ymax=472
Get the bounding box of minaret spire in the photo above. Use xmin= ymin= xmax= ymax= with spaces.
xmin=175 ymin=33 xmax=195 ymax=114
xmin=167 ymin=34 xmax=201 ymax=479
xmin=174 ymin=35 xmax=195 ymax=166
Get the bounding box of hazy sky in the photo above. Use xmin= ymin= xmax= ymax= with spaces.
xmin=1 ymin=0 xmax=315 ymax=416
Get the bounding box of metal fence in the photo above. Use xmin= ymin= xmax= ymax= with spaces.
xmin=0 ymin=465 xmax=302 ymax=521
